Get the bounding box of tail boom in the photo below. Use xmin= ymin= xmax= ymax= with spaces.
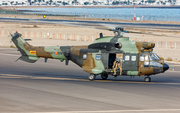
xmin=10 ymin=32 xmax=67 ymax=63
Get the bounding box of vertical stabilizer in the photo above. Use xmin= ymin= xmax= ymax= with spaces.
xmin=10 ymin=32 xmax=39 ymax=63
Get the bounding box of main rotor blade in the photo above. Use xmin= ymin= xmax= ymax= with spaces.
xmin=29 ymin=19 xmax=180 ymax=38
xmin=124 ymin=30 xmax=180 ymax=38
xmin=100 ymin=24 xmax=124 ymax=30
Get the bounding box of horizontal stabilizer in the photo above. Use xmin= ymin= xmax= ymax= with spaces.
xmin=16 ymin=55 xmax=39 ymax=63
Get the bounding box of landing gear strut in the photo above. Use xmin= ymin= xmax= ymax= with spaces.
xmin=101 ymin=73 xmax=108 ymax=80
xmin=88 ymin=74 xmax=96 ymax=81
xmin=144 ymin=76 xmax=151 ymax=82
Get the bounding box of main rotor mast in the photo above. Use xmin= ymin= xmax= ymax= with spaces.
xmin=110 ymin=27 xmax=124 ymax=36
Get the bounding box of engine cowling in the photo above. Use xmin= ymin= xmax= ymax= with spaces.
xmin=88 ymin=42 xmax=122 ymax=51
xmin=142 ymin=42 xmax=155 ymax=49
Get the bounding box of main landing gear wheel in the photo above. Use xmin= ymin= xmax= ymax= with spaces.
xmin=144 ymin=77 xmax=151 ymax=82
xmin=88 ymin=74 xmax=96 ymax=81
xmin=101 ymin=73 xmax=108 ymax=80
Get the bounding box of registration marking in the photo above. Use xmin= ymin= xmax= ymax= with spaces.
xmin=30 ymin=51 xmax=36 ymax=55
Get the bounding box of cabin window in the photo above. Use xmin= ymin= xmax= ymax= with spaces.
xmin=96 ymin=54 xmax=101 ymax=60
xmin=125 ymin=55 xmax=130 ymax=61
xmin=140 ymin=54 xmax=144 ymax=61
xmin=131 ymin=56 xmax=136 ymax=61
xmin=83 ymin=54 xmax=87 ymax=60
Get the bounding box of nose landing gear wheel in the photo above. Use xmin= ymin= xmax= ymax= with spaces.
xmin=144 ymin=77 xmax=151 ymax=82
xmin=88 ymin=74 xmax=96 ymax=81
xmin=101 ymin=73 xmax=108 ymax=80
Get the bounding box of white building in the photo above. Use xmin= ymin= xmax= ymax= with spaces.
xmin=0 ymin=0 xmax=28 ymax=5
xmin=0 ymin=0 xmax=179 ymax=5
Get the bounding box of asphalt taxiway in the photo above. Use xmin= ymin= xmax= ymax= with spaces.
xmin=0 ymin=47 xmax=180 ymax=113
xmin=1 ymin=17 xmax=180 ymax=30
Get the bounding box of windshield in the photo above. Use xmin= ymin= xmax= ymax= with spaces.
xmin=149 ymin=53 xmax=160 ymax=61
xmin=150 ymin=61 xmax=163 ymax=68
xmin=140 ymin=52 xmax=161 ymax=62
xmin=153 ymin=53 xmax=161 ymax=60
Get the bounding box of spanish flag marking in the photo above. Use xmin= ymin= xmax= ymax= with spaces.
xmin=55 ymin=52 xmax=58 ymax=55
xmin=30 ymin=51 xmax=36 ymax=55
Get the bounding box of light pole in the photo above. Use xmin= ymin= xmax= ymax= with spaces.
xmin=134 ymin=0 xmax=136 ymax=21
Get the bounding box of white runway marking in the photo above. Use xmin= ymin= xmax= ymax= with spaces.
xmin=31 ymin=109 xmax=180 ymax=113
xmin=168 ymin=70 xmax=180 ymax=73
xmin=0 ymin=48 xmax=16 ymax=49
xmin=0 ymin=53 xmax=19 ymax=56
xmin=1 ymin=74 xmax=180 ymax=85
xmin=169 ymin=65 xmax=180 ymax=67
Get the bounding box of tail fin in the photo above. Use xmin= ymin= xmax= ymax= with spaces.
xmin=10 ymin=32 xmax=39 ymax=63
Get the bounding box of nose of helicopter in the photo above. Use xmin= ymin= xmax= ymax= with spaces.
xmin=163 ymin=63 xmax=169 ymax=72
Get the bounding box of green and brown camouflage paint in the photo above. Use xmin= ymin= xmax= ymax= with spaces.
xmin=11 ymin=32 xmax=166 ymax=76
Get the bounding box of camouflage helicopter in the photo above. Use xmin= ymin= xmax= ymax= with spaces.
xmin=9 ymin=24 xmax=169 ymax=82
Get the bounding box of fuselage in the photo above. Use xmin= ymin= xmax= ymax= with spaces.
xmin=58 ymin=35 xmax=169 ymax=76
xmin=11 ymin=32 xmax=169 ymax=77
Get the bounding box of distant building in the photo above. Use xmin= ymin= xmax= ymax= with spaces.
xmin=0 ymin=0 xmax=179 ymax=6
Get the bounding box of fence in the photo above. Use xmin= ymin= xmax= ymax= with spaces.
xmin=0 ymin=30 xmax=179 ymax=49
xmin=0 ymin=30 xmax=97 ymax=42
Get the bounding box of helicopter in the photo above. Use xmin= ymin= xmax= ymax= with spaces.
xmin=9 ymin=22 xmax=169 ymax=82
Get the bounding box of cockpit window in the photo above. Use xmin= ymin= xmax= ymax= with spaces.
xmin=150 ymin=61 xmax=162 ymax=68
xmin=149 ymin=53 xmax=160 ymax=61
xmin=144 ymin=61 xmax=149 ymax=67
xmin=149 ymin=54 xmax=157 ymax=60
xmin=140 ymin=54 xmax=149 ymax=61
xmin=140 ymin=52 xmax=161 ymax=63
xmin=144 ymin=54 xmax=149 ymax=61
xmin=153 ymin=53 xmax=161 ymax=60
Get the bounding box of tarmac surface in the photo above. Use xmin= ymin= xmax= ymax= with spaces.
xmin=1 ymin=17 xmax=180 ymax=30
xmin=0 ymin=47 xmax=180 ymax=113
